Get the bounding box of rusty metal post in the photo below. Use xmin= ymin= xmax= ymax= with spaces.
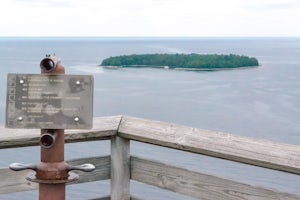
xmin=39 ymin=130 xmax=66 ymax=199
xmin=39 ymin=56 xmax=66 ymax=200
xmin=8 ymin=55 xmax=95 ymax=200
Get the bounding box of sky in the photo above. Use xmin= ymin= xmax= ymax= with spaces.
xmin=0 ymin=0 xmax=299 ymax=37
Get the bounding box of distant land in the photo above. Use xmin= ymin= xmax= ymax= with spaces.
xmin=100 ymin=54 xmax=259 ymax=70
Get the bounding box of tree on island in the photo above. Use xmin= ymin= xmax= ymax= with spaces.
xmin=101 ymin=54 xmax=259 ymax=69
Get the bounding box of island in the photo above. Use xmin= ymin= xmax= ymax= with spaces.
xmin=100 ymin=53 xmax=259 ymax=70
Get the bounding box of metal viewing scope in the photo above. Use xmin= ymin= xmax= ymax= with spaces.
xmin=40 ymin=54 xmax=61 ymax=72
xmin=40 ymin=129 xmax=56 ymax=148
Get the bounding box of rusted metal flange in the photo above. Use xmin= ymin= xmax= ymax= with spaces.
xmin=26 ymin=172 xmax=78 ymax=184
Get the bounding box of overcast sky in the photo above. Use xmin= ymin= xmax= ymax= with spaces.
xmin=0 ymin=0 xmax=299 ymax=37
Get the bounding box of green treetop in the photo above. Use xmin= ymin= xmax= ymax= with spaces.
xmin=101 ymin=54 xmax=259 ymax=69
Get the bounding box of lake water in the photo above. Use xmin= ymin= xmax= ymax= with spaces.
xmin=0 ymin=37 xmax=300 ymax=199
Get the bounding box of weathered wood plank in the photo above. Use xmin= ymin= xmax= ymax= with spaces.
xmin=0 ymin=168 xmax=38 ymax=194
xmin=0 ymin=156 xmax=110 ymax=194
xmin=68 ymin=156 xmax=110 ymax=184
xmin=0 ymin=116 xmax=121 ymax=149
xmin=111 ymin=136 xmax=130 ymax=200
xmin=131 ymin=156 xmax=300 ymax=200
xmin=118 ymin=116 xmax=300 ymax=175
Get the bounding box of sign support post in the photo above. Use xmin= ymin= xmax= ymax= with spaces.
xmin=8 ymin=55 xmax=95 ymax=200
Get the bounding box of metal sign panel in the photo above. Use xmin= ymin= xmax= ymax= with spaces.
xmin=6 ymin=74 xmax=94 ymax=129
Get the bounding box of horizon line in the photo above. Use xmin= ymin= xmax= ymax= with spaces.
xmin=1 ymin=36 xmax=300 ymax=40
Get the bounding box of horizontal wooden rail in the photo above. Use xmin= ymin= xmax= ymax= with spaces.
xmin=118 ymin=116 xmax=300 ymax=175
xmin=0 ymin=116 xmax=121 ymax=149
xmin=1 ymin=155 xmax=299 ymax=199
xmin=131 ymin=156 xmax=300 ymax=200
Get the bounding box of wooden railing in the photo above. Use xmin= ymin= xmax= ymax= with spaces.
xmin=1 ymin=115 xmax=300 ymax=199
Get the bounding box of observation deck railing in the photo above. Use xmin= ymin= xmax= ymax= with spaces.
xmin=1 ymin=115 xmax=300 ymax=200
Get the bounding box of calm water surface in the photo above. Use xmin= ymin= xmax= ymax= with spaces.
xmin=0 ymin=37 xmax=299 ymax=199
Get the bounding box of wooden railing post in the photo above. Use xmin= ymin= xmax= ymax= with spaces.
xmin=111 ymin=135 xmax=130 ymax=200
